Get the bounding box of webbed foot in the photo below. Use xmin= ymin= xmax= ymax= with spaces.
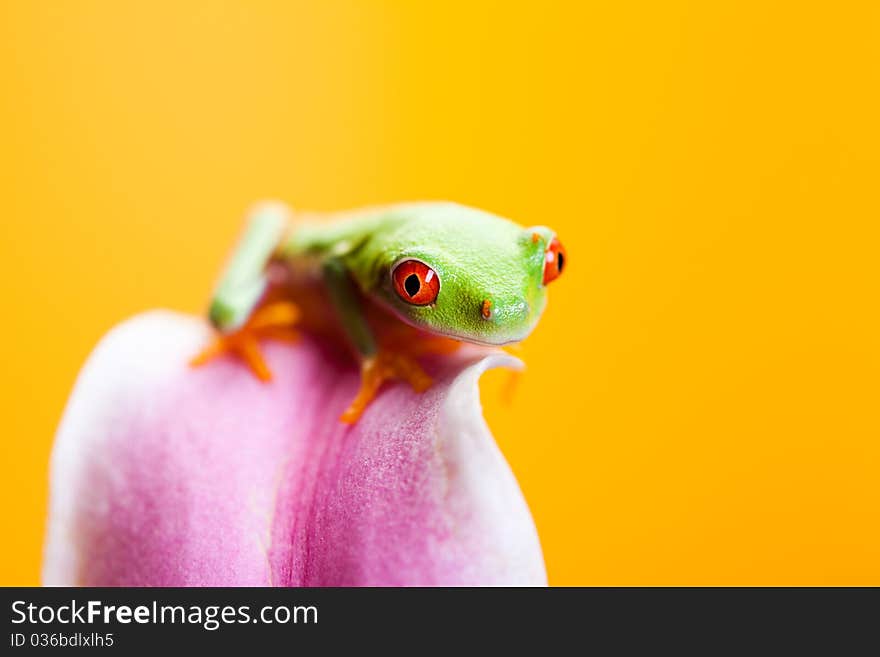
xmin=190 ymin=301 xmax=300 ymax=381
xmin=340 ymin=350 xmax=433 ymax=424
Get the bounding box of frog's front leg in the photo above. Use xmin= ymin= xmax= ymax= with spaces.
xmin=322 ymin=257 xmax=432 ymax=423
xmin=190 ymin=202 xmax=300 ymax=381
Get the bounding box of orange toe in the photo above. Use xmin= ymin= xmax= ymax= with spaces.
xmin=190 ymin=300 xmax=300 ymax=382
xmin=189 ymin=337 xmax=230 ymax=367
xmin=386 ymin=351 xmax=432 ymax=392
xmin=340 ymin=357 xmax=383 ymax=423
xmin=340 ymin=351 xmax=433 ymax=424
xmin=236 ymin=334 xmax=273 ymax=381
xmin=249 ymin=301 xmax=301 ymax=329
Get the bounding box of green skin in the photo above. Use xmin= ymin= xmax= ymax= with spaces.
xmin=208 ymin=201 xmax=558 ymax=357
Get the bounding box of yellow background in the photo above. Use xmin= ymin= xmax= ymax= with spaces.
xmin=1 ymin=1 xmax=878 ymax=585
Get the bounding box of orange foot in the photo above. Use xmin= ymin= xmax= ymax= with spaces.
xmin=189 ymin=301 xmax=300 ymax=381
xmin=340 ymin=351 xmax=433 ymax=424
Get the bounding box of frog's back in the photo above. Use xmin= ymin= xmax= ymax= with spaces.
xmin=282 ymin=201 xmax=522 ymax=260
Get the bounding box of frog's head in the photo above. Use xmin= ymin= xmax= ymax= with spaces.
xmin=369 ymin=203 xmax=566 ymax=346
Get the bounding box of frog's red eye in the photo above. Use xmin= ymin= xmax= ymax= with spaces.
xmin=543 ymin=237 xmax=566 ymax=285
xmin=392 ymin=259 xmax=440 ymax=305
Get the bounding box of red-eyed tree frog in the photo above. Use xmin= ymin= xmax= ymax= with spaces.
xmin=191 ymin=201 xmax=566 ymax=422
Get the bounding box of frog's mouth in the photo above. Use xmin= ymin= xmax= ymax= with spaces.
xmin=368 ymin=287 xmax=542 ymax=348
xmin=430 ymin=322 xmax=535 ymax=347
xmin=403 ymin=307 xmax=537 ymax=347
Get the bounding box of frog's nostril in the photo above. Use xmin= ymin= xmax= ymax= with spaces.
xmin=481 ymin=298 xmax=530 ymax=323
xmin=481 ymin=299 xmax=492 ymax=320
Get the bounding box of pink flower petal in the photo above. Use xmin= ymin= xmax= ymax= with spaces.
xmin=43 ymin=311 xmax=546 ymax=586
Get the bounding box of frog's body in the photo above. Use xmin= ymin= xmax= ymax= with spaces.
xmin=192 ymin=201 xmax=565 ymax=422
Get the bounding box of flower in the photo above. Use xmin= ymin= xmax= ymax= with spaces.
xmin=43 ymin=311 xmax=546 ymax=586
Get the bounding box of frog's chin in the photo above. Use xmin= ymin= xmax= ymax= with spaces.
xmin=436 ymin=330 xmax=526 ymax=348
xmin=407 ymin=318 xmax=536 ymax=348
xmin=371 ymin=295 xmax=536 ymax=347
